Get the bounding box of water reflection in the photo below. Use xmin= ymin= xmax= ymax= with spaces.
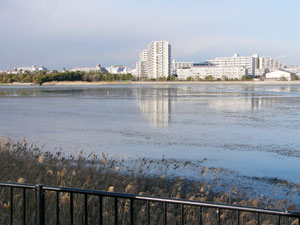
xmin=136 ymin=87 xmax=172 ymax=128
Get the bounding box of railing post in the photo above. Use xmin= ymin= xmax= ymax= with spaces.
xmin=36 ymin=184 xmax=45 ymax=225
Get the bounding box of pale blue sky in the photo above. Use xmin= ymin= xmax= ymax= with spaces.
xmin=1 ymin=0 xmax=300 ymax=70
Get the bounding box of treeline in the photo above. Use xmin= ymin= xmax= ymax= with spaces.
xmin=0 ymin=71 xmax=134 ymax=85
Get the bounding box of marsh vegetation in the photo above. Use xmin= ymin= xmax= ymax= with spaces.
xmin=0 ymin=138 xmax=299 ymax=224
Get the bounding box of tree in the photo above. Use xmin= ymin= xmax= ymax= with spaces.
xmin=186 ymin=76 xmax=194 ymax=81
xmin=222 ymin=76 xmax=229 ymax=81
xmin=205 ymin=75 xmax=214 ymax=81
xmin=280 ymin=76 xmax=288 ymax=81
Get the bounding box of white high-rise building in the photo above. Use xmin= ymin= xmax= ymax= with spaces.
xmin=147 ymin=41 xmax=172 ymax=79
xmin=259 ymin=57 xmax=284 ymax=71
xmin=137 ymin=49 xmax=148 ymax=78
xmin=140 ymin=50 xmax=148 ymax=62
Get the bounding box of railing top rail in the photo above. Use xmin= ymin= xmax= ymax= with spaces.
xmin=0 ymin=181 xmax=35 ymax=189
xmin=1 ymin=181 xmax=300 ymax=218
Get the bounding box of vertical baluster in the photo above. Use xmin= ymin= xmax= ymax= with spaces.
xmin=84 ymin=194 xmax=88 ymax=225
xmin=164 ymin=202 xmax=167 ymax=225
xmin=198 ymin=206 xmax=202 ymax=225
xmin=147 ymin=201 xmax=150 ymax=225
xmin=10 ymin=187 xmax=13 ymax=225
xmin=99 ymin=196 xmax=103 ymax=225
xmin=218 ymin=208 xmax=221 ymax=225
xmin=70 ymin=193 xmax=73 ymax=225
xmin=237 ymin=210 xmax=240 ymax=225
xmin=56 ymin=192 xmax=60 ymax=225
xmin=36 ymin=185 xmax=45 ymax=225
xmin=278 ymin=215 xmax=280 ymax=225
xmin=130 ymin=199 xmax=134 ymax=225
xmin=115 ymin=198 xmax=118 ymax=225
xmin=257 ymin=213 xmax=260 ymax=225
xmin=23 ymin=188 xmax=26 ymax=225
xmin=181 ymin=204 xmax=184 ymax=225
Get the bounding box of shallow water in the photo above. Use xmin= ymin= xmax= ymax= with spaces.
xmin=1 ymin=84 xmax=300 ymax=183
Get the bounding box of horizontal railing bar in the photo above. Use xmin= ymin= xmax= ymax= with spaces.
xmin=0 ymin=182 xmax=36 ymax=189
xmin=44 ymin=185 xmax=300 ymax=217
xmin=1 ymin=181 xmax=300 ymax=218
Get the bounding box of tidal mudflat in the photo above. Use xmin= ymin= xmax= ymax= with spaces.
xmin=1 ymin=84 xmax=300 ymax=203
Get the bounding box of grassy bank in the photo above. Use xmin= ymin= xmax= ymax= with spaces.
xmin=0 ymin=138 xmax=298 ymax=224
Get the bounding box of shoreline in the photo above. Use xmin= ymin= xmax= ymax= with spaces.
xmin=1 ymin=80 xmax=300 ymax=86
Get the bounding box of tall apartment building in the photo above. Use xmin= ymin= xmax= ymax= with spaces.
xmin=259 ymin=57 xmax=284 ymax=72
xmin=147 ymin=41 xmax=172 ymax=79
xmin=137 ymin=41 xmax=172 ymax=79
xmin=136 ymin=50 xmax=148 ymax=78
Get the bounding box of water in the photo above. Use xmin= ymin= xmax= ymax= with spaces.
xmin=1 ymin=84 xmax=300 ymax=184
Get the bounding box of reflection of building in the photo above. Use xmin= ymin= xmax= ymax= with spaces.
xmin=208 ymin=97 xmax=263 ymax=112
xmin=136 ymin=88 xmax=172 ymax=128
xmin=206 ymin=86 xmax=293 ymax=112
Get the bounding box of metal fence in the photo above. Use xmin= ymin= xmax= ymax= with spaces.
xmin=0 ymin=181 xmax=300 ymax=225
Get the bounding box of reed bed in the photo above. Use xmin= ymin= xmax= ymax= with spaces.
xmin=0 ymin=137 xmax=299 ymax=224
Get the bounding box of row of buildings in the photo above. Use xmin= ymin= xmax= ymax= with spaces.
xmin=3 ymin=41 xmax=300 ymax=81
xmin=4 ymin=64 xmax=136 ymax=75
xmin=5 ymin=65 xmax=49 ymax=74
xmin=136 ymin=41 xmax=299 ymax=81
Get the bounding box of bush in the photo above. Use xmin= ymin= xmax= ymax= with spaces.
xmin=280 ymin=76 xmax=288 ymax=81
xmin=205 ymin=75 xmax=214 ymax=81
xmin=186 ymin=76 xmax=194 ymax=81
xmin=222 ymin=76 xmax=229 ymax=81
xmin=241 ymin=75 xmax=254 ymax=81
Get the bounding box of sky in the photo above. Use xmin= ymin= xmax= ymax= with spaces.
xmin=1 ymin=0 xmax=300 ymax=70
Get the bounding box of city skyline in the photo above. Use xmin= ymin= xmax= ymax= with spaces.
xmin=1 ymin=0 xmax=300 ymax=70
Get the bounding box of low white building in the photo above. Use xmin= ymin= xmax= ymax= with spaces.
xmin=177 ymin=63 xmax=247 ymax=80
xmin=105 ymin=65 xmax=136 ymax=74
xmin=207 ymin=53 xmax=255 ymax=76
xmin=265 ymin=70 xmax=296 ymax=81
xmin=171 ymin=60 xmax=194 ymax=75
xmin=106 ymin=65 xmax=133 ymax=74
xmin=285 ymin=66 xmax=300 ymax=77
xmin=16 ymin=65 xmax=48 ymax=73
xmin=71 ymin=64 xmax=101 ymax=72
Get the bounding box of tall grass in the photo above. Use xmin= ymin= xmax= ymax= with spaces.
xmin=0 ymin=137 xmax=298 ymax=224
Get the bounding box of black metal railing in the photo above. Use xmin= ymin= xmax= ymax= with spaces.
xmin=1 ymin=181 xmax=300 ymax=225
